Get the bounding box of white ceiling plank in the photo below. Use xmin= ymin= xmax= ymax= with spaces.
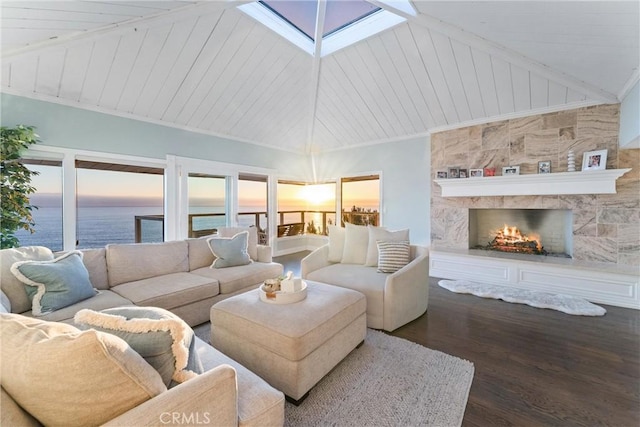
xmin=530 ymin=73 xmax=549 ymax=110
xmin=566 ymin=88 xmax=587 ymax=104
xmin=429 ymin=31 xmax=472 ymax=123
xmin=315 ymin=95 xmax=362 ymax=144
xmin=34 ymin=49 xmax=66 ymax=96
xmin=491 ymin=57 xmax=515 ymax=115
xmin=304 ymin=0 xmax=326 ymax=154
xmin=6 ymin=56 xmax=37 ymax=92
xmin=116 ymin=24 xmax=172 ymax=113
xmin=132 ymin=17 xmax=197 ymax=117
xmin=58 ymin=43 xmax=93 ymax=100
xmin=180 ymin=15 xmax=256 ymax=126
xmin=99 ymin=28 xmax=147 ymax=109
xmin=160 ymin=8 xmax=232 ymax=122
xmin=393 ymin=24 xmax=445 ymax=126
xmin=511 ymin=65 xmax=531 ymax=112
xmin=470 ymin=49 xmax=500 ymax=116
xmin=450 ymin=39 xmax=485 ymax=120
xmin=2 ymin=18 xmax=103 ymax=31
xmin=366 ymin=36 xmax=425 ymax=134
xmin=380 ymin=29 xmax=433 ymax=128
xmin=147 ymin=13 xmax=226 ymax=120
xmin=548 ymin=80 xmax=568 ymax=106
xmin=356 ymin=40 xmax=416 ymax=134
xmin=78 ymin=36 xmax=120 ymax=104
xmin=411 ymin=25 xmax=459 ymax=124
xmin=1 ymin=8 xmax=126 ymax=22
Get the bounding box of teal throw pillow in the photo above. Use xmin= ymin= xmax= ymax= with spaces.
xmin=11 ymin=251 xmax=96 ymax=316
xmin=207 ymin=231 xmax=252 ymax=268
xmin=74 ymin=306 xmax=203 ymax=388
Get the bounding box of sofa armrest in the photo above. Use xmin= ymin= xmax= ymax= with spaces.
xmin=102 ymin=364 xmax=238 ymax=427
xmin=382 ymin=245 xmax=430 ymax=332
xmin=301 ymin=244 xmax=332 ymax=278
xmin=256 ymin=245 xmax=272 ymax=263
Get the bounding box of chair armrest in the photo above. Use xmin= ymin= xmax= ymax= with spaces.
xmin=102 ymin=364 xmax=238 ymax=427
xmin=301 ymin=245 xmax=331 ymax=278
xmin=382 ymin=245 xmax=430 ymax=332
xmin=256 ymin=245 xmax=273 ymax=263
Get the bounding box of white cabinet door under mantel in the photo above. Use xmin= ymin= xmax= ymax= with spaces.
xmin=434 ymin=168 xmax=631 ymax=197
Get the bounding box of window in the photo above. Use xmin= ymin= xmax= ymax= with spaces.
xmin=277 ymin=180 xmax=335 ymax=237
xmin=239 ymin=174 xmax=268 ymax=243
xmin=341 ymin=175 xmax=380 ymax=226
xmin=187 ymin=174 xmax=226 ymax=237
xmin=14 ymin=159 xmax=63 ymax=251
xmin=75 ymin=161 xmax=164 ymax=248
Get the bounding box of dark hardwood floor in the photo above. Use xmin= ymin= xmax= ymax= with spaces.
xmin=275 ymin=251 xmax=640 ymax=426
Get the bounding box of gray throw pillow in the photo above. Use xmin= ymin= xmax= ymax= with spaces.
xmin=11 ymin=251 xmax=96 ymax=316
xmin=74 ymin=306 xmax=203 ymax=388
xmin=207 ymin=231 xmax=252 ymax=268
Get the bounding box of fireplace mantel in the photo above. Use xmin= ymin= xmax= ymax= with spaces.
xmin=434 ymin=168 xmax=631 ymax=197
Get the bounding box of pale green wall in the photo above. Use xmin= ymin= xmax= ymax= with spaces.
xmin=313 ymin=138 xmax=431 ymax=246
xmin=1 ymin=94 xmax=308 ymax=170
xmin=1 ymin=94 xmax=431 ymax=245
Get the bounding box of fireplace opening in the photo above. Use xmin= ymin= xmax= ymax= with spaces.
xmin=469 ymin=209 xmax=572 ymax=258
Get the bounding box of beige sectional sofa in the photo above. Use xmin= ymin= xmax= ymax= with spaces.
xmin=0 ymin=227 xmax=286 ymax=426
xmin=0 ymin=227 xmax=283 ymax=326
xmin=301 ymin=224 xmax=430 ymax=332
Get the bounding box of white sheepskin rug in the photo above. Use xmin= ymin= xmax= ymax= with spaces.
xmin=438 ymin=279 xmax=606 ymax=316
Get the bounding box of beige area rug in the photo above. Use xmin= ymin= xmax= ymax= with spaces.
xmin=194 ymin=325 xmax=474 ymax=427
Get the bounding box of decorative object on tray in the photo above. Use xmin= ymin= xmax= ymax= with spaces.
xmin=502 ymin=165 xmax=520 ymax=175
xmin=567 ymin=150 xmax=576 ymax=172
xmin=259 ymin=271 xmax=307 ymax=304
xmin=469 ymin=168 xmax=483 ymax=177
xmin=582 ymin=149 xmax=607 ymax=171
xmin=538 ymin=160 xmax=551 ymax=174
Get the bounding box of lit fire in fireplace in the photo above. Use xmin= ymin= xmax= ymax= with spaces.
xmin=487 ymin=224 xmax=546 ymax=255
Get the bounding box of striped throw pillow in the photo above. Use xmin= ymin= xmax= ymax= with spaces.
xmin=377 ymin=241 xmax=410 ymax=273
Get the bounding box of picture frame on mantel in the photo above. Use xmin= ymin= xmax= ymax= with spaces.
xmin=502 ymin=165 xmax=520 ymax=175
xmin=538 ymin=160 xmax=551 ymax=174
xmin=582 ymin=149 xmax=607 ymax=171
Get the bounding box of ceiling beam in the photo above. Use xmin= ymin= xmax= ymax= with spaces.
xmin=2 ymin=1 xmax=254 ymax=59
xmin=369 ymin=0 xmax=618 ymax=103
xmin=305 ymin=0 xmax=327 ymax=156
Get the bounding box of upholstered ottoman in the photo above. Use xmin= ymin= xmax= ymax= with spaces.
xmin=210 ymin=280 xmax=367 ymax=403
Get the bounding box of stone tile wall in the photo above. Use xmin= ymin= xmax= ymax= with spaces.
xmin=431 ymin=104 xmax=639 ymax=266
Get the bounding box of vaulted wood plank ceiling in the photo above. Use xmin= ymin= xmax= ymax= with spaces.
xmin=1 ymin=1 xmax=638 ymax=154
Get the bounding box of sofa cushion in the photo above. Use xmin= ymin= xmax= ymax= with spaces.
xmin=11 ymin=251 xmax=97 ymax=316
xmin=208 ymin=231 xmax=252 ymax=268
xmin=110 ymin=272 xmax=219 ymax=310
xmin=0 ymin=246 xmax=54 ymax=313
xmin=191 ymin=262 xmax=283 ymax=294
xmin=107 ymin=241 xmax=189 ymax=287
xmin=79 ymin=248 xmax=110 ymax=290
xmin=0 ymin=290 xmax=11 ymax=314
xmin=365 ymin=226 xmax=410 ymax=266
xmin=75 ymin=306 xmax=203 ymax=387
xmin=327 ymin=225 xmax=346 ymax=263
xmin=23 ymin=289 xmax=134 ymax=324
xmin=341 ymin=223 xmax=369 ymax=264
xmin=187 ymin=236 xmax=216 ymax=271
xmin=217 ymin=226 xmax=258 ymax=261
xmin=0 ymin=313 xmax=166 ymax=427
xmin=377 ymin=240 xmax=411 ymax=273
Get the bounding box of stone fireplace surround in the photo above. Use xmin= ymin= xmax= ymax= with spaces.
xmin=429 ymin=104 xmax=639 ymax=309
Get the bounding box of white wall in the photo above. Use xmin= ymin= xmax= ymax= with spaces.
xmin=313 ymin=137 xmax=431 ymax=246
xmin=620 ymin=81 xmax=640 ymax=149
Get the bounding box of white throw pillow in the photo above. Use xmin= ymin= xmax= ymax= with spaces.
xmin=365 ymin=226 xmax=410 ymax=266
xmin=327 ymin=225 xmax=346 ymax=263
xmin=341 ymin=223 xmax=369 ymax=265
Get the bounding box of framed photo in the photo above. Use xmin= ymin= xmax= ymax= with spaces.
xmin=538 ymin=160 xmax=551 ymax=174
xmin=502 ymin=165 xmax=520 ymax=175
xmin=436 ymin=171 xmax=447 ymax=179
xmin=582 ymin=149 xmax=607 ymax=171
xmin=483 ymin=167 xmax=496 ymax=177
xmin=469 ymin=168 xmax=484 ymax=177
xmin=459 ymin=168 xmax=468 ymax=178
xmin=448 ymin=167 xmax=460 ymax=179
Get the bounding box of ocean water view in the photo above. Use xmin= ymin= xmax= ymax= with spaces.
xmin=13 ymin=205 xmax=340 ymax=250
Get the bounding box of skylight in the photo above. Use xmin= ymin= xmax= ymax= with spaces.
xmin=238 ymin=0 xmax=414 ymax=57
